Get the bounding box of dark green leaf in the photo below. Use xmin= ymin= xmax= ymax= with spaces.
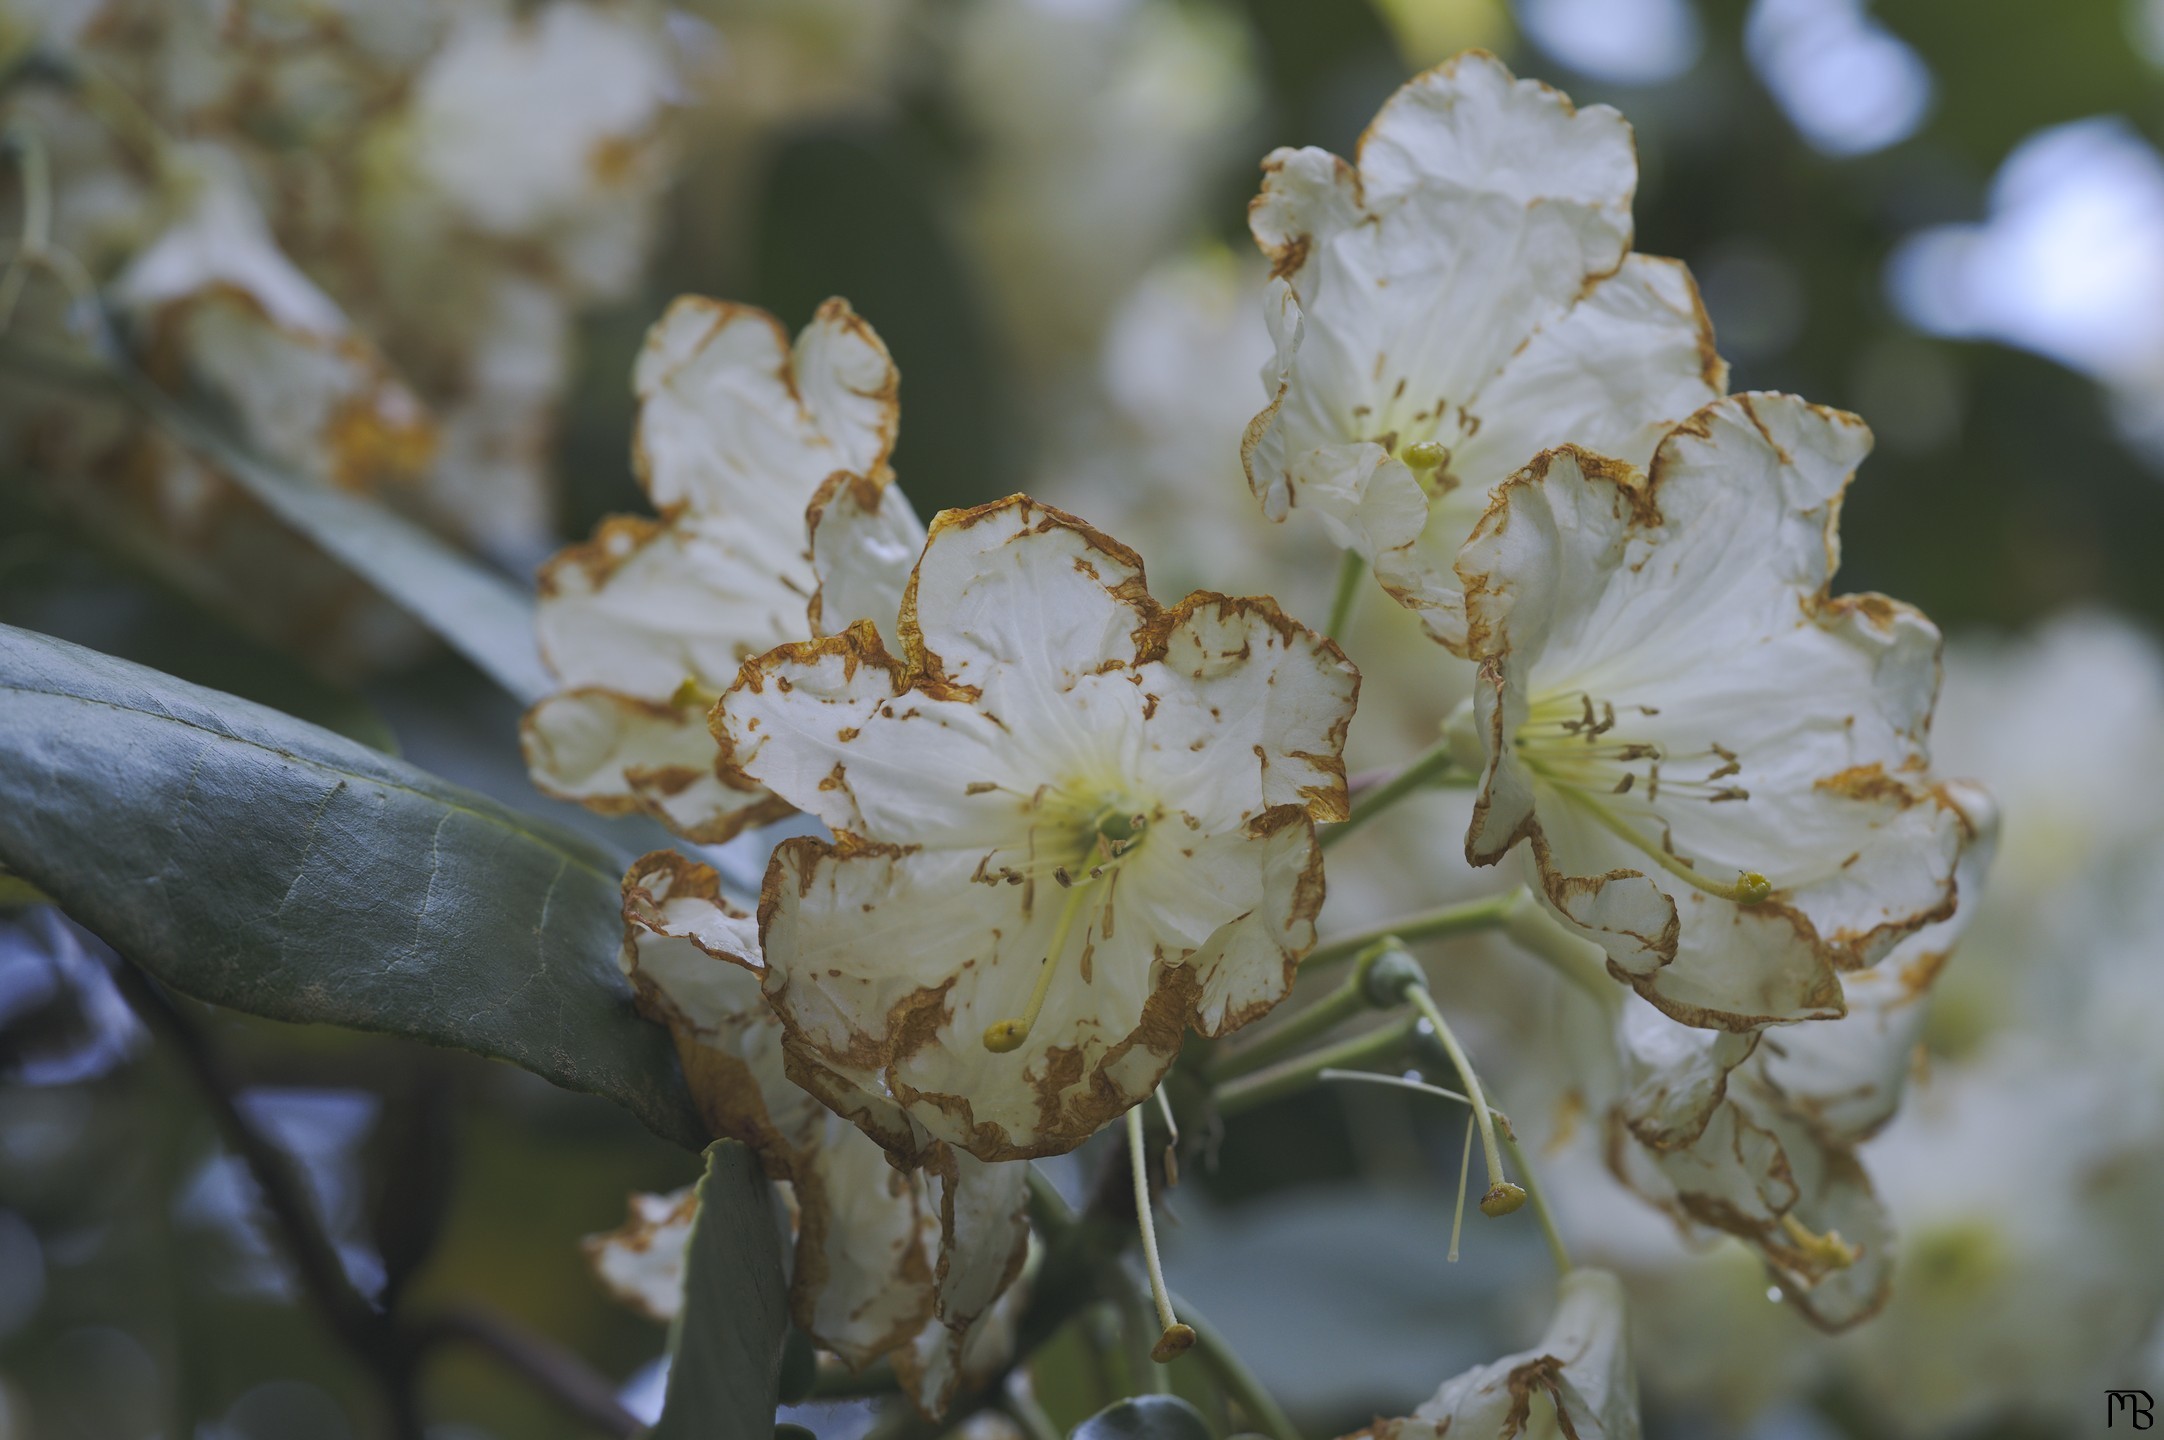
xmin=1072 ymin=1394 xmax=1215 ymax=1440
xmin=0 ymin=623 xmax=702 ymax=1147
xmin=653 ymin=1141 xmax=790 ymax=1440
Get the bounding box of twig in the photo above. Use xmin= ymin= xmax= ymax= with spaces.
xmin=415 ymin=1304 xmax=641 ymax=1439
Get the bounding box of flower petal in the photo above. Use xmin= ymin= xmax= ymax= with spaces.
xmin=536 ymin=514 xmax=809 ymax=698
xmin=523 ymin=690 xmax=787 ymax=843
xmin=809 ymin=473 xmax=927 ymax=647
xmin=635 ymin=294 xmax=898 ymax=522
xmin=1380 ymin=1267 xmax=1640 ymax=1440
xmin=1136 ymin=594 xmax=1358 ymax=827
xmin=583 ymin=1187 xmax=697 ymax=1324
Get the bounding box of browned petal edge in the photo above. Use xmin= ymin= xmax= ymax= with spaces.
xmin=890 ymin=1142 xmax=1035 ymax=1417
xmin=1456 ymin=445 xmax=1653 ymax=663
xmin=710 ymin=618 xmax=910 ymax=794
xmin=759 ymin=816 xmax=1317 ymax=1165
xmin=1643 ymin=252 xmax=1731 ymax=396
xmin=1237 ymin=368 xmax=1293 ymax=515
xmin=804 ymin=468 xmax=905 ymax=636
xmin=790 ymin=1147 xmax=936 ymax=1371
xmin=519 ymin=686 xmax=792 ymax=844
xmin=628 ymin=293 xmax=901 ymax=509
xmin=1602 ymin=1103 xmax=1802 ymax=1263
xmin=579 ymin=1188 xmax=699 ymax=1324
xmin=895 ymin=494 xmax=1152 ymax=703
xmin=534 ymin=512 xmax=670 ymax=607
xmin=1137 ymin=590 xmax=1361 ymax=823
xmin=1773 ymin=1148 xmax=1895 ymax=1332
xmin=620 ymin=854 xmax=936 ymax=1363
xmin=1622 ymin=1030 xmax=1762 ymax=1154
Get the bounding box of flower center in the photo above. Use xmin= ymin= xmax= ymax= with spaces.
xmin=1350 ymin=382 xmax=1476 ymax=495
xmin=1510 ymin=690 xmax=1772 ymax=906
xmin=981 ymin=786 xmax=1158 ymax=1054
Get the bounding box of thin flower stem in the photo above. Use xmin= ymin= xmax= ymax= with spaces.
xmin=415 ymin=1306 xmax=640 ymax=1438
xmin=1326 ymin=550 xmax=1366 ymax=641
xmin=1315 ymin=1068 xmax=1474 ymax=1108
xmin=1212 ymin=1013 xmax=1420 ymax=1117
xmin=1125 ymin=1106 xmax=1192 ymax=1362
xmin=1448 ymin=1115 xmax=1475 ymax=1263
xmin=1404 ymin=985 xmax=1521 ymax=1218
xmin=1321 ymin=736 xmax=1466 ymax=850
xmin=1300 ymin=890 xmax=1523 ymax=972
xmin=1164 ymin=1288 xmax=1304 ymax=1440
xmin=1495 ymin=1125 xmax=1572 ymax=1278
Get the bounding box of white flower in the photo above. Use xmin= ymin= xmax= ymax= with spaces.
xmin=1364 ymin=1268 xmax=1641 ymax=1440
xmin=584 ymin=1187 xmax=698 ymax=1324
xmin=1243 ymin=50 xmax=1725 ymax=651
xmin=522 ymin=294 xmax=923 ymax=842
xmin=613 ymin=852 xmax=1027 ymax=1415
xmin=1455 ymin=392 xmax=1968 ymax=1030
xmin=712 ymin=495 xmax=1358 ymax=1163
xmin=113 ymin=147 xmax=434 ymax=495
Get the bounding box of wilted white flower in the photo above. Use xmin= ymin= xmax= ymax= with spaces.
xmin=1244 ymin=50 xmax=1724 ymax=651
xmin=609 ymin=852 xmax=1028 ymax=1415
xmin=1455 ymin=393 xmax=1967 ymax=1030
xmin=522 ymin=294 xmax=922 ymax=841
xmin=713 ymin=495 xmax=1357 ymax=1163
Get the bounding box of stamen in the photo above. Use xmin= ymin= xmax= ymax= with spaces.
xmin=1153 ymin=1087 xmax=1181 ymax=1188
xmin=1401 ymin=986 xmax=1524 ymax=1217
xmin=1448 ymin=1112 xmax=1474 ymax=1263
xmin=983 ymin=881 xmax=1094 ymax=1053
xmin=1559 ymin=789 xmax=1776 ymax=905
xmin=1127 ymin=1105 xmax=1195 ymax=1362
xmin=1779 ymin=1212 xmax=1859 ymax=1270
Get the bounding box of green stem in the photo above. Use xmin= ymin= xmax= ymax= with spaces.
xmin=1325 ymin=550 xmax=1366 ymax=641
xmin=1165 ymin=1289 xmax=1303 ymax=1440
xmin=1026 ymin=1162 xmax=1077 ymax=1239
xmin=1324 ymin=737 xmax=1466 ymax=850
xmin=1213 ymin=1013 xmax=1419 ymax=1118
xmin=810 ymin=1357 xmax=900 ymax=1400
xmin=1300 ymin=890 xmax=1522 ymax=973
xmin=1206 ymin=942 xmax=1391 ymax=1081
xmin=1403 ymin=985 xmax=1517 ymax=1217
xmin=1496 ymin=1125 xmax=1572 ymax=1278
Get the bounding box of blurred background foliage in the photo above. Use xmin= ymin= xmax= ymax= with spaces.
xmin=1 ymin=0 xmax=2160 ymax=1437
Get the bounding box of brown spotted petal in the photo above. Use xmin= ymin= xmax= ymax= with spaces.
xmin=1243 ymin=51 xmax=1721 ymax=652
xmin=524 ymin=294 xmax=914 ymax=841
xmin=1362 ymin=1268 xmax=1641 ymax=1440
xmin=617 ymin=854 xmax=1028 ymax=1377
xmin=720 ymin=496 xmax=1357 ymax=1162
xmin=1458 ymin=395 xmax=1969 ymax=1032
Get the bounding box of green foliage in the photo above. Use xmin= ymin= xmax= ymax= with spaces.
xmin=0 ymin=623 xmax=702 ymax=1148
xmin=651 ymin=1142 xmax=791 ymax=1440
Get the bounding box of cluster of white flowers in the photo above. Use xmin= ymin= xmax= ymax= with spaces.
xmin=528 ymin=53 xmax=1996 ymax=1431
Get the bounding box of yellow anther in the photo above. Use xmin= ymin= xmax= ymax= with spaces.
xmin=1779 ymin=1212 xmax=1859 ymax=1271
xmin=1403 ymin=439 xmax=1449 ymax=470
xmin=1479 ymin=1181 xmax=1527 ymax=1218
xmin=1734 ymin=871 xmax=1773 ymax=905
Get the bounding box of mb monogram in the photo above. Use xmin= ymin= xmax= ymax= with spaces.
xmin=2111 ymin=1391 xmax=2155 ymax=1428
